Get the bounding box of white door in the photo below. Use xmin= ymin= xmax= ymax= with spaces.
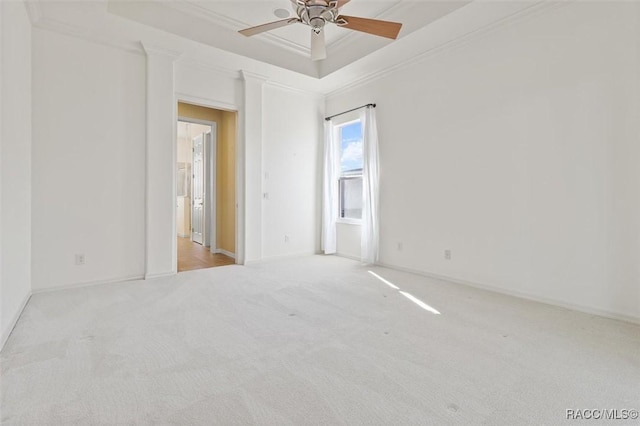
xmin=191 ymin=134 xmax=204 ymax=245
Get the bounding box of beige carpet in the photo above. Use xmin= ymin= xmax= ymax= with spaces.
xmin=1 ymin=255 xmax=639 ymax=425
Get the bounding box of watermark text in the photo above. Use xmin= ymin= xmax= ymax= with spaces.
xmin=566 ymin=409 xmax=639 ymax=421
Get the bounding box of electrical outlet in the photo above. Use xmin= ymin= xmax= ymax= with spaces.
xmin=284 ymin=235 xmax=290 ymax=243
xmin=75 ymin=254 xmax=85 ymax=265
xmin=444 ymin=250 xmax=452 ymax=260
xmin=397 ymin=242 xmax=403 ymax=251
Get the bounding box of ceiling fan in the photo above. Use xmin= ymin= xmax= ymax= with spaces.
xmin=238 ymin=0 xmax=403 ymax=61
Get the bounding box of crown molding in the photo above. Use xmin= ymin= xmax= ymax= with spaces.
xmin=33 ymin=17 xmax=144 ymax=56
xmin=265 ymin=80 xmax=324 ymax=99
xmin=165 ymin=1 xmax=310 ymax=58
xmin=176 ymin=56 xmax=322 ymax=97
xmin=27 ymin=0 xmax=569 ymax=99
xmin=176 ymin=57 xmax=241 ymax=81
xmin=241 ymin=70 xmax=269 ymax=84
xmin=30 ymin=13 xmax=321 ymax=96
xmin=164 ymin=0 xmax=408 ymax=60
xmin=140 ymin=42 xmax=183 ymax=60
xmin=325 ymin=1 xmax=568 ymax=99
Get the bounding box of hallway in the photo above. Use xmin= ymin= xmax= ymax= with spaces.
xmin=177 ymin=237 xmax=234 ymax=272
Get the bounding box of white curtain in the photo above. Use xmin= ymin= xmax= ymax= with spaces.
xmin=321 ymin=120 xmax=339 ymax=254
xmin=360 ymin=107 xmax=380 ymax=264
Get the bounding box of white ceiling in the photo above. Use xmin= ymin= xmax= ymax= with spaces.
xmin=107 ymin=0 xmax=472 ymax=78
xmin=29 ymin=0 xmax=545 ymax=92
xmin=207 ymin=0 xmax=399 ymax=46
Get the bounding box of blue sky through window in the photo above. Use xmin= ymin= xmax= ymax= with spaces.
xmin=340 ymin=121 xmax=363 ymax=173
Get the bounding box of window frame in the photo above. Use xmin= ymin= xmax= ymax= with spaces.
xmin=335 ymin=118 xmax=363 ymax=225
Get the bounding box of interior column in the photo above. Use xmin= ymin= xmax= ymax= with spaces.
xmin=142 ymin=43 xmax=180 ymax=278
xmin=240 ymin=71 xmax=267 ymax=263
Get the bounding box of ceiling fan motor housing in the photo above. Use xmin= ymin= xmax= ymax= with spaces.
xmin=293 ymin=0 xmax=339 ymax=32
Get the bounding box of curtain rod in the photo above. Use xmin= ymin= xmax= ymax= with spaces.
xmin=325 ymin=103 xmax=376 ymax=121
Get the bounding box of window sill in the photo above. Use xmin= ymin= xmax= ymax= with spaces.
xmin=337 ymin=219 xmax=362 ymax=226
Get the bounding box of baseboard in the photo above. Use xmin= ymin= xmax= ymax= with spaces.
xmin=246 ymin=251 xmax=317 ymax=264
xmin=144 ymin=271 xmax=176 ymax=280
xmin=376 ymin=262 xmax=640 ymax=326
xmin=214 ymin=248 xmax=236 ymax=259
xmin=32 ymin=274 xmax=145 ymax=295
xmin=0 ymin=290 xmax=32 ymax=353
xmin=335 ymin=252 xmax=362 ymax=262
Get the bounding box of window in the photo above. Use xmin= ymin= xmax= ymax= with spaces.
xmin=338 ymin=120 xmax=363 ymax=221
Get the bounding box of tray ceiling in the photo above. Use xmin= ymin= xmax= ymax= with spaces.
xmin=107 ymin=0 xmax=472 ymax=78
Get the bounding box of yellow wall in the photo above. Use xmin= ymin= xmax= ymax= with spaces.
xmin=177 ymin=102 xmax=236 ymax=254
xmin=178 ymin=103 xmax=223 ymax=149
xmin=178 ymin=102 xmax=221 ymax=123
xmin=218 ymin=111 xmax=237 ymax=254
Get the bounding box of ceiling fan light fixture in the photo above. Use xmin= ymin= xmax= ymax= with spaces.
xmin=309 ymin=17 xmax=325 ymax=32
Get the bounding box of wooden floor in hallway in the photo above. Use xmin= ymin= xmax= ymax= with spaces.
xmin=177 ymin=237 xmax=235 ymax=272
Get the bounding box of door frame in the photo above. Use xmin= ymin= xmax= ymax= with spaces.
xmin=204 ymin=129 xmax=216 ymax=252
xmin=175 ymin=93 xmax=242 ymax=266
xmin=178 ymin=116 xmax=217 ymax=252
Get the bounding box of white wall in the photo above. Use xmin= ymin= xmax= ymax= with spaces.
xmin=175 ymin=59 xmax=242 ymax=110
xmin=336 ymin=223 xmax=361 ymax=260
xmin=32 ymin=29 xmax=146 ymax=290
xmin=262 ymin=85 xmax=323 ymax=258
xmin=29 ymin=28 xmax=324 ymax=290
xmin=326 ymin=2 xmax=640 ymax=321
xmin=1 ymin=1 xmax=32 ymax=348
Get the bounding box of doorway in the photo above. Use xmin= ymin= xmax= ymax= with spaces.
xmin=176 ymin=103 xmax=237 ymax=272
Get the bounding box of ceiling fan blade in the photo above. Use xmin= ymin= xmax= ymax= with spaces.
xmin=311 ymin=30 xmax=326 ymax=61
xmin=239 ymin=18 xmax=300 ymax=37
xmin=337 ymin=15 xmax=402 ymax=39
xmin=337 ymin=0 xmax=351 ymax=7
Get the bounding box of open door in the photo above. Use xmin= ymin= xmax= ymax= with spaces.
xmin=191 ymin=133 xmax=204 ymax=245
xmin=176 ymin=102 xmax=238 ymax=271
